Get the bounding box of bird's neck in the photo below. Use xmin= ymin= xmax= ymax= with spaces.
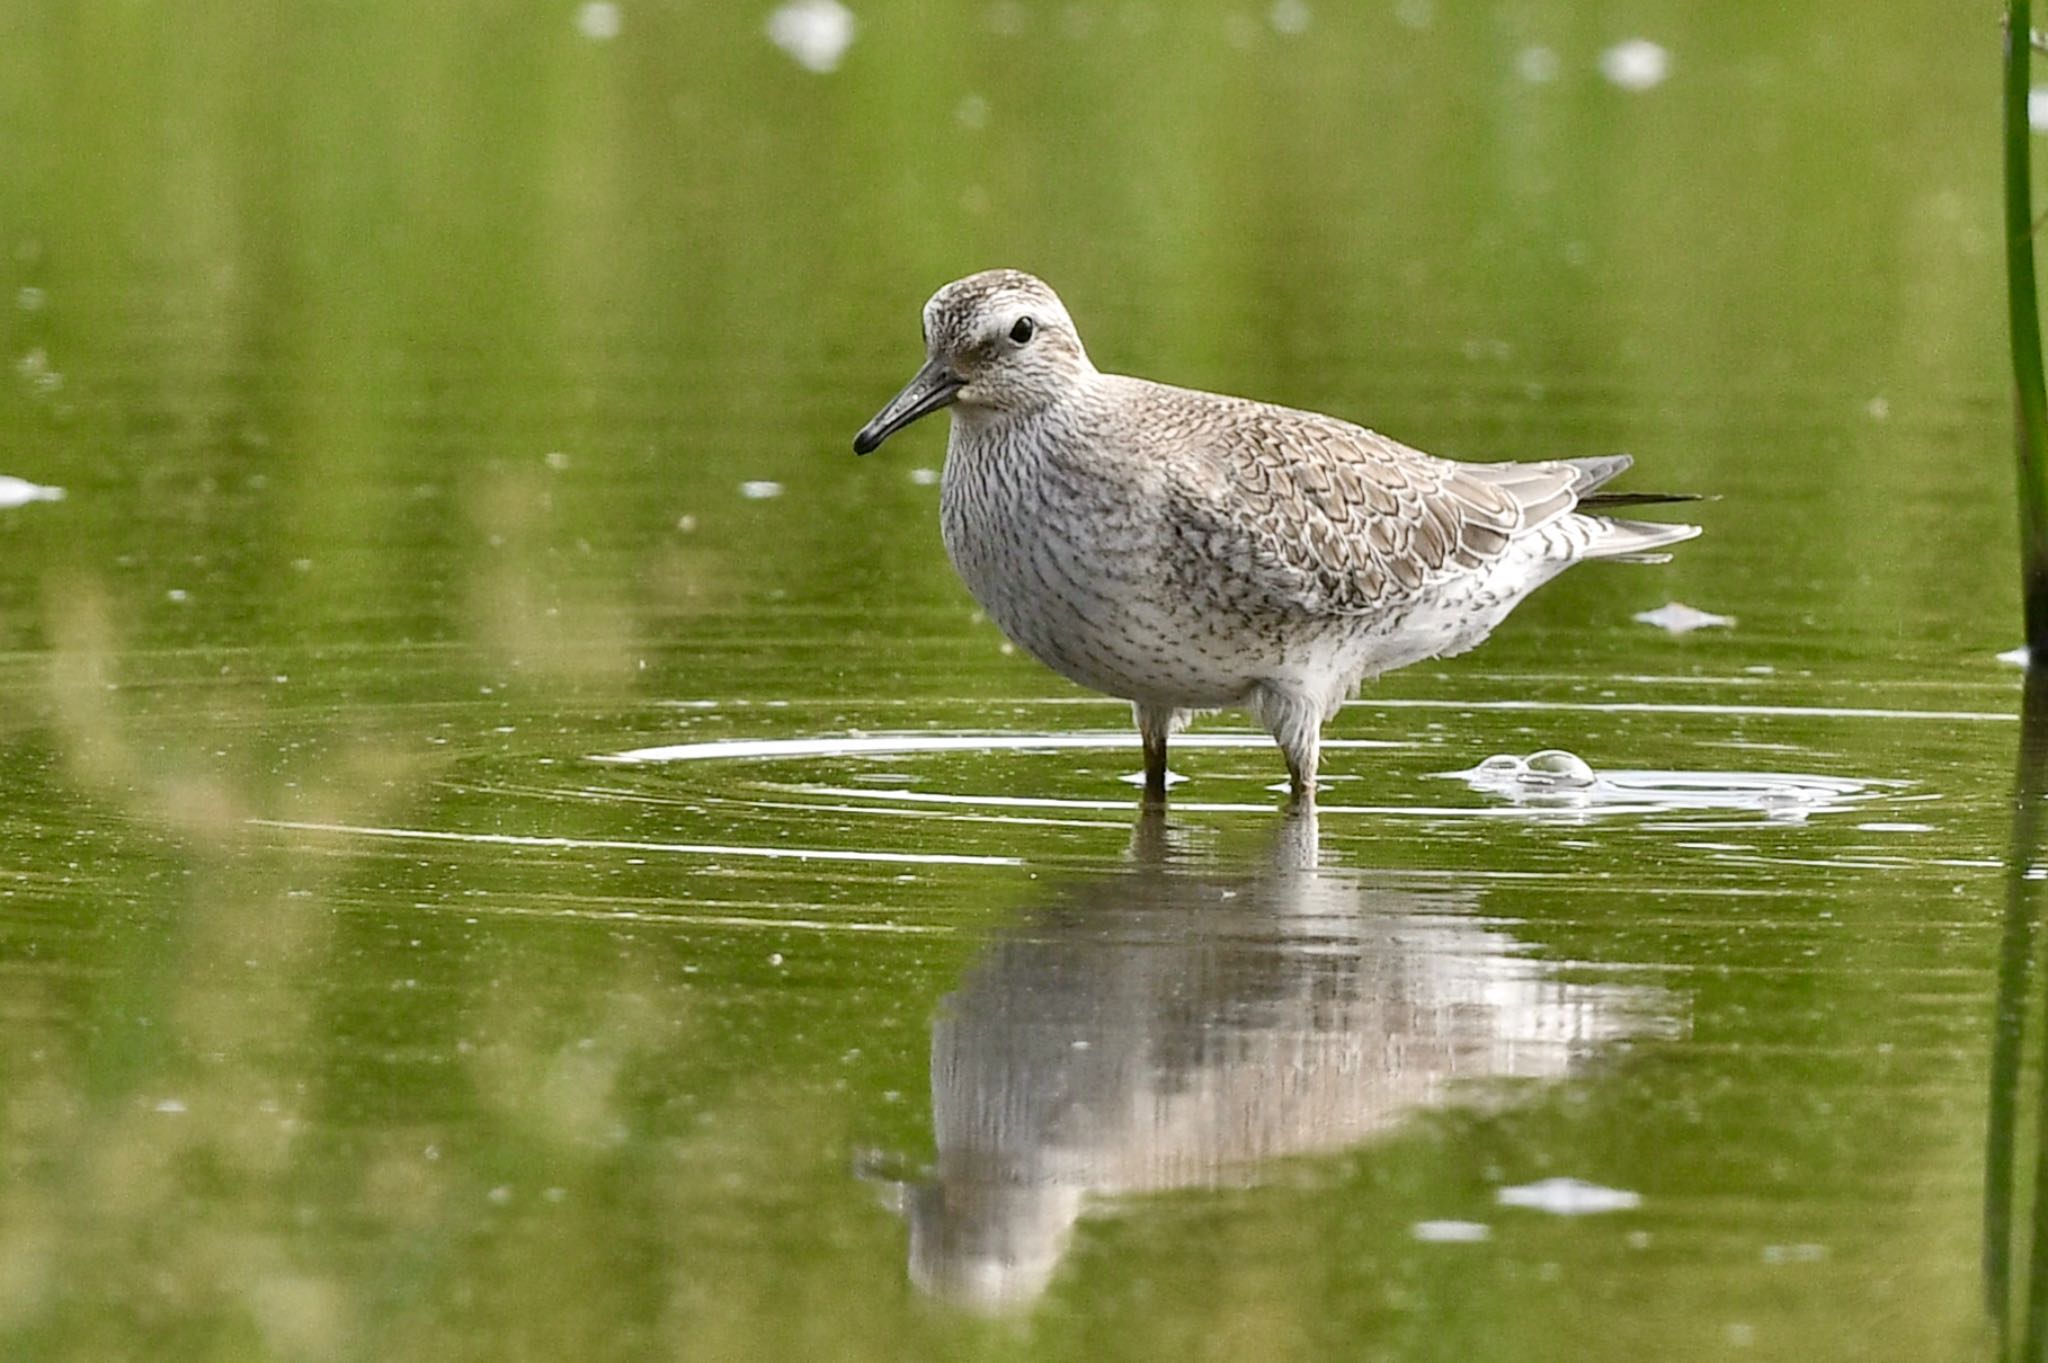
xmin=949 ymin=372 xmax=1102 ymax=449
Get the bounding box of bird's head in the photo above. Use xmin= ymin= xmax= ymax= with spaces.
xmin=854 ymin=270 xmax=1093 ymax=455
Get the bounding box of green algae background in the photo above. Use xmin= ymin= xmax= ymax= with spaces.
xmin=0 ymin=2 xmax=2024 ymax=1360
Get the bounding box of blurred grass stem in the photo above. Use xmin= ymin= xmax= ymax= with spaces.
xmin=2007 ymin=1 xmax=2048 ymax=648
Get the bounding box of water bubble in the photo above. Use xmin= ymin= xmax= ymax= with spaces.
xmin=767 ymin=0 xmax=856 ymax=73
xmin=739 ymin=480 xmax=785 ymax=500
xmin=1446 ymin=752 xmax=1879 ymax=820
xmin=15 ymin=348 xmax=53 ymax=384
xmin=1521 ymin=749 xmax=1596 ymax=789
xmin=1516 ymin=44 xmax=1559 ymax=83
xmin=983 ymin=1 xmax=1027 ymax=36
xmin=1461 ymin=750 xmax=1595 ymax=795
xmin=1269 ymin=0 xmax=1311 ymax=35
xmin=576 ymin=1 xmax=621 ymax=40
xmin=1600 ymin=38 xmax=1669 ymax=91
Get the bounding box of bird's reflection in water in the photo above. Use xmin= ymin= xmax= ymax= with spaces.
xmin=896 ymin=808 xmax=1675 ymax=1312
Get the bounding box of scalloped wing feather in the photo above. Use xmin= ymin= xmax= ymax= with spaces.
xmin=1166 ymin=403 xmax=1609 ymax=617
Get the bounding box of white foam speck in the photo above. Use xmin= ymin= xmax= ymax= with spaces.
xmin=1411 ymin=1220 xmax=1491 ymax=1243
xmin=1599 ymin=38 xmax=1669 ymax=91
xmin=0 ymin=475 xmax=64 ymax=508
xmin=1857 ymin=822 xmax=1932 ymax=833
xmin=739 ymin=480 xmax=785 ymax=500
xmin=1633 ymin=601 xmax=1733 ymax=635
xmin=909 ymin=467 xmax=939 ymax=485
xmin=955 ymin=95 xmax=989 ymax=130
xmin=1119 ymin=768 xmax=1187 ymax=788
xmin=767 ymin=0 xmax=856 ymax=73
xmin=153 ymin=1098 xmax=188 ymax=1114
xmin=16 ymin=286 xmax=45 ymax=312
xmin=1269 ymin=0 xmax=1311 ymax=35
xmin=15 ymin=348 xmax=61 ymax=393
xmin=984 ymin=1 xmax=1027 ymax=37
xmin=1394 ymin=0 xmax=1432 ymax=30
xmin=1496 ymin=1177 xmax=1641 ymax=1215
xmin=1517 ymin=44 xmax=1559 ymax=83
xmin=576 ymin=1 xmax=622 ymax=41
xmin=2033 ymin=86 xmax=2048 ymax=131
xmin=2001 ymin=646 xmax=2031 ymax=668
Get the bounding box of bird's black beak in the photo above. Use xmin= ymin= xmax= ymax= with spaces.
xmin=854 ymin=358 xmax=963 ymax=455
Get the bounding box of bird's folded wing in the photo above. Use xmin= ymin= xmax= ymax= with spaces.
xmin=1164 ymin=416 xmax=1582 ymax=616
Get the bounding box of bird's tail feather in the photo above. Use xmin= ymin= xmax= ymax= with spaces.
xmin=1562 ymin=453 xmax=1635 ymax=493
xmin=1580 ymin=515 xmax=1702 ymax=564
xmin=1578 ymin=489 xmax=1707 ymax=510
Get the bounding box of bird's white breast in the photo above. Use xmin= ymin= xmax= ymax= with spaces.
xmin=939 ymin=415 xmax=1255 ymax=707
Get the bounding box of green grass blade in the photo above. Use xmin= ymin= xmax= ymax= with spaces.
xmin=2008 ymin=1 xmax=2048 ymax=647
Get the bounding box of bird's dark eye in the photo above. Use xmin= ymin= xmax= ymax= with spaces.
xmin=1009 ymin=316 xmax=1035 ymax=344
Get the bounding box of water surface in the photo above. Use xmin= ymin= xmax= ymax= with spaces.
xmin=0 ymin=2 xmax=2022 ymax=1359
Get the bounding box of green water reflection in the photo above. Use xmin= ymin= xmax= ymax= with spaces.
xmin=0 ymin=1 xmax=2025 ymax=1359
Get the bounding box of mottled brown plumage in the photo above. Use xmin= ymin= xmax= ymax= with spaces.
xmin=855 ymin=270 xmax=1700 ymax=804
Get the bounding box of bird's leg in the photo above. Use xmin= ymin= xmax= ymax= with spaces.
xmin=1253 ymin=683 xmax=1323 ymax=808
xmin=1284 ymin=744 xmax=1320 ymax=808
xmin=1134 ymin=703 xmax=1177 ymax=804
xmin=1142 ymin=730 xmax=1169 ymax=804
